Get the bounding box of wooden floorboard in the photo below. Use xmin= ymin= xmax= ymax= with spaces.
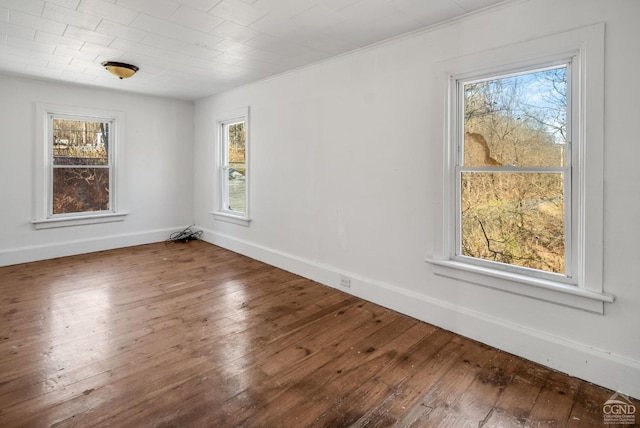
xmin=0 ymin=240 xmax=637 ymax=427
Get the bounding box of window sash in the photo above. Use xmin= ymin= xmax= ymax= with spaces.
xmin=219 ymin=117 xmax=248 ymax=217
xmin=453 ymin=61 xmax=574 ymax=283
xmin=47 ymin=114 xmax=115 ymax=218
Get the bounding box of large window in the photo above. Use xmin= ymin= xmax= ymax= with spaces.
xmin=457 ymin=64 xmax=570 ymax=281
xmin=33 ymin=104 xmax=126 ymax=229
xmin=213 ymin=107 xmax=250 ymax=226
xmin=427 ymin=24 xmax=610 ymax=312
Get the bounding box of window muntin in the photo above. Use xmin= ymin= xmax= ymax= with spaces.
xmin=49 ymin=116 xmax=114 ymax=217
xmin=455 ymin=64 xmax=572 ymax=280
xmin=221 ymin=118 xmax=248 ymax=216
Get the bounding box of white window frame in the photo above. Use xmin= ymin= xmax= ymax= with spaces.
xmin=426 ymin=24 xmax=613 ymax=313
xmin=211 ymin=107 xmax=251 ymax=226
xmin=454 ymin=62 xmax=574 ymax=283
xmin=32 ymin=104 xmax=127 ymax=229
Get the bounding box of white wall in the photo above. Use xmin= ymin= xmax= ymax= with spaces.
xmin=194 ymin=0 xmax=640 ymax=397
xmin=0 ymin=76 xmax=194 ymax=265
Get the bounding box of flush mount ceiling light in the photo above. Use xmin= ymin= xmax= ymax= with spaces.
xmin=101 ymin=61 xmax=139 ymax=79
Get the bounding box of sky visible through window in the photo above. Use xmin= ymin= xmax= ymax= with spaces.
xmin=460 ymin=64 xmax=568 ymax=274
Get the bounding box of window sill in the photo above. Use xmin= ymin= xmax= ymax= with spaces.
xmin=210 ymin=211 xmax=251 ymax=227
xmin=425 ymin=258 xmax=614 ymax=314
xmin=32 ymin=212 xmax=128 ymax=230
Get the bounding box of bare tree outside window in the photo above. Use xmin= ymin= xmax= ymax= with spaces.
xmin=223 ymin=121 xmax=246 ymax=214
xmin=460 ymin=66 xmax=568 ymax=274
xmin=52 ymin=118 xmax=111 ymax=215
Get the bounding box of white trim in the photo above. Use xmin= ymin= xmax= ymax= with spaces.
xmin=210 ymin=210 xmax=251 ymax=227
xmin=434 ymin=23 xmax=606 ymax=306
xmin=198 ymin=227 xmax=640 ymax=399
xmin=426 ymin=258 xmax=612 ymax=313
xmin=34 ymin=103 xmax=126 ymax=227
xmin=31 ymin=211 xmax=129 ymax=230
xmin=0 ymin=227 xmax=177 ymax=267
xmin=215 ymin=106 xmax=250 ymax=223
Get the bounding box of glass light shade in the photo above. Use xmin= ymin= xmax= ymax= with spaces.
xmin=101 ymin=61 xmax=139 ymax=79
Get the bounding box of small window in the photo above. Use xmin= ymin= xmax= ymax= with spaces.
xmin=222 ymin=119 xmax=247 ymax=214
xmin=457 ymin=64 xmax=571 ymax=281
xmin=50 ymin=116 xmax=113 ymax=216
xmin=212 ymin=107 xmax=250 ymax=226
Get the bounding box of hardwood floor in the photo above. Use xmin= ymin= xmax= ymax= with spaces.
xmin=0 ymin=241 xmax=636 ymax=427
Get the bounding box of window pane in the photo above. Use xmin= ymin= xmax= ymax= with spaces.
xmin=463 ymin=66 xmax=567 ymax=167
xmin=227 ymin=121 xmax=246 ymax=164
xmin=226 ymin=166 xmax=246 ymax=213
xmin=53 ymin=119 xmax=109 ymax=166
xmin=460 ymin=172 xmax=565 ymax=274
xmin=52 ymin=167 xmax=110 ymax=214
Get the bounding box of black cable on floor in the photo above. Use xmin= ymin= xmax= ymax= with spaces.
xmin=167 ymin=225 xmax=203 ymax=243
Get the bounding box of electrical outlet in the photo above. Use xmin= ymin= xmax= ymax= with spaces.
xmin=340 ymin=276 xmax=351 ymax=288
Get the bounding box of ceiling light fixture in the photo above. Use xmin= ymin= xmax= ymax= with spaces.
xmin=101 ymin=61 xmax=139 ymax=79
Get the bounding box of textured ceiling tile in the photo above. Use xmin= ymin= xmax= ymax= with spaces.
xmin=34 ymin=51 xmax=74 ymax=64
xmin=7 ymin=35 xmax=57 ymax=53
xmin=43 ymin=3 xmax=102 ymax=31
xmin=309 ymin=0 xmax=360 ymax=12
xmin=61 ymin=68 xmax=97 ymax=81
xmin=109 ymin=37 xmax=220 ymax=70
xmin=141 ymin=32 xmax=189 ymax=53
xmin=0 ymin=0 xmax=45 ymax=17
xmin=95 ymin=19 xmax=147 ymax=42
xmin=171 ymin=0 xmax=223 ymax=12
xmin=27 ymin=64 xmax=65 ymax=77
xmin=9 ymin=10 xmax=67 ymax=35
xmin=49 ymin=58 xmax=88 ymax=72
xmin=0 ymin=0 xmax=509 ymax=99
xmin=0 ymin=48 xmax=37 ymax=71
xmin=0 ymin=20 xmax=37 ymax=39
xmin=78 ymin=0 xmax=139 ymax=25
xmin=214 ymin=39 xmax=253 ymax=55
xmin=64 ymin=25 xmax=115 ymax=45
xmin=46 ymin=0 xmax=81 ymax=9
xmin=249 ymin=12 xmax=300 ymax=37
xmin=455 ymin=0 xmax=506 ymax=12
xmin=115 ymin=0 xmax=180 ymax=19
xmin=178 ymin=43 xmax=224 ymax=60
xmin=35 ymin=30 xmax=84 ymax=49
xmin=253 ymin=0 xmax=315 ymax=20
xmin=284 ymin=28 xmax=352 ymax=55
xmin=338 ymin=0 xmax=398 ymax=22
xmin=109 ymin=37 xmax=172 ymax=58
xmin=69 ymin=57 xmax=110 ymax=74
xmin=211 ymin=20 xmax=259 ymax=44
xmin=209 ymin=0 xmax=268 ymax=26
xmin=213 ymin=51 xmax=243 ymax=65
xmin=54 ymin=44 xmax=99 ymax=60
xmin=366 ymin=11 xmax=424 ymax=41
xmin=168 ymin=5 xmax=224 ymax=33
xmin=390 ymin=0 xmax=465 ymax=26
xmin=80 ymin=41 xmax=125 ymax=58
xmin=290 ymin=4 xmax=345 ymax=30
xmin=130 ymin=13 xmax=222 ymax=47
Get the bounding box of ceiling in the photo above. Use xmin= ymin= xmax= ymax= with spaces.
xmin=0 ymin=0 xmax=508 ymax=100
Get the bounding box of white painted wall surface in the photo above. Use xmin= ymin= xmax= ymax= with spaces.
xmin=0 ymin=76 xmax=194 ymax=265
xmin=194 ymin=0 xmax=640 ymax=397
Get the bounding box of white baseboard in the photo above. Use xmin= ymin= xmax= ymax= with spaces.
xmin=0 ymin=227 xmax=178 ymax=267
xmin=201 ymin=227 xmax=640 ymax=399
